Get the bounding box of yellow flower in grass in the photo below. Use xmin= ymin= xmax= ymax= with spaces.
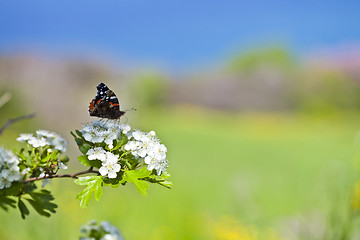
xmin=213 ymin=216 xmax=258 ymax=240
xmin=211 ymin=216 xmax=286 ymax=240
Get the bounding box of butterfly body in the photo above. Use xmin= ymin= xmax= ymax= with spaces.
xmin=89 ymin=83 xmax=125 ymax=119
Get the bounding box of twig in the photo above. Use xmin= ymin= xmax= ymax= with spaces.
xmin=0 ymin=113 xmax=35 ymax=135
xmin=23 ymin=167 xmax=99 ymax=183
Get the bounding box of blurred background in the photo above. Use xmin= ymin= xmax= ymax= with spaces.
xmin=1 ymin=0 xmax=360 ymax=239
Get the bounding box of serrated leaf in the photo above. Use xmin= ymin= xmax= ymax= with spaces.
xmin=158 ymin=181 xmax=173 ymax=189
xmin=75 ymin=130 xmax=84 ymax=138
xmin=124 ymin=168 xmax=151 ymax=196
xmin=26 ymin=190 xmax=57 ymax=217
xmin=26 ymin=199 xmax=51 ymax=217
xmin=78 ymin=154 xmax=102 ymax=168
xmin=18 ymin=198 xmax=29 ymax=219
xmin=79 ymin=143 xmax=92 ymax=155
xmin=0 ymin=196 xmax=16 ymax=211
xmin=161 ymin=172 xmax=171 ymax=179
xmin=74 ymin=176 xmax=103 ymax=208
xmin=111 ymin=140 xmax=122 ymax=151
xmin=70 ymin=131 xmax=77 ymax=138
xmin=141 ymin=175 xmax=173 ymax=189
xmin=75 ymin=138 xmax=83 ymax=146
xmin=78 ymin=155 xmax=92 ymax=167
xmin=41 ymin=150 xmax=60 ymax=163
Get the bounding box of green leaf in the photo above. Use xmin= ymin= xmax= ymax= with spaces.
xmin=161 ymin=172 xmax=171 ymax=179
xmin=75 ymin=130 xmax=83 ymax=138
xmin=75 ymin=138 xmax=83 ymax=146
xmin=74 ymin=176 xmax=103 ymax=208
xmin=124 ymin=168 xmax=151 ymax=196
xmin=141 ymin=174 xmax=173 ymax=189
xmin=0 ymin=183 xmax=17 ymax=197
xmin=79 ymin=143 xmax=92 ymax=155
xmin=158 ymin=181 xmax=173 ymax=189
xmin=26 ymin=190 xmax=57 ymax=217
xmin=70 ymin=131 xmax=77 ymax=138
xmin=111 ymin=140 xmax=122 ymax=151
xmin=41 ymin=150 xmax=60 ymax=163
xmin=113 ymin=137 xmax=128 ymax=151
xmin=0 ymin=196 xmax=16 ymax=211
xmin=78 ymin=155 xmax=92 ymax=167
xmin=18 ymin=198 xmax=29 ymax=219
xmin=78 ymin=155 xmax=102 ymax=168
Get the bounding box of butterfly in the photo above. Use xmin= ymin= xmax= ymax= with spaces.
xmin=88 ymin=83 xmax=126 ymax=119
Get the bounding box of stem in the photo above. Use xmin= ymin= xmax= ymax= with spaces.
xmin=120 ymin=151 xmax=128 ymax=158
xmin=125 ymin=161 xmax=132 ymax=169
xmin=0 ymin=113 xmax=35 ymax=135
xmin=23 ymin=167 xmax=99 ymax=183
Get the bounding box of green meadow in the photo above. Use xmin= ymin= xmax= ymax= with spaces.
xmin=0 ymin=108 xmax=359 ymax=240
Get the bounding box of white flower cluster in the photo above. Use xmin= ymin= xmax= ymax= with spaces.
xmin=81 ymin=120 xmax=131 ymax=149
xmin=17 ymin=130 xmax=67 ymax=152
xmin=80 ymin=220 xmax=124 ymax=240
xmin=81 ymin=120 xmax=168 ymax=177
xmin=86 ymin=147 xmax=121 ymax=178
xmin=0 ymin=147 xmax=22 ymax=189
xmin=124 ymin=130 xmax=168 ymax=175
xmin=100 ymin=221 xmax=123 ymax=240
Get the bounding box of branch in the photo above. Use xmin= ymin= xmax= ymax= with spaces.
xmin=23 ymin=167 xmax=99 ymax=183
xmin=0 ymin=113 xmax=36 ymax=135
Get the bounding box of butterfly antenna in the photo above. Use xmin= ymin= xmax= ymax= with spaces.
xmin=123 ymin=115 xmax=129 ymax=124
xmin=124 ymin=107 xmax=137 ymax=112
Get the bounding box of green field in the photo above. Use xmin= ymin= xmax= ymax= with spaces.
xmin=1 ymin=108 xmax=359 ymax=240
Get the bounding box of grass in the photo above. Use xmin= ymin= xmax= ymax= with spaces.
xmin=1 ymin=107 xmax=360 ymax=239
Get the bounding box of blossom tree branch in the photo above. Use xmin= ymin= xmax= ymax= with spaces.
xmin=23 ymin=167 xmax=99 ymax=183
xmin=0 ymin=113 xmax=36 ymax=135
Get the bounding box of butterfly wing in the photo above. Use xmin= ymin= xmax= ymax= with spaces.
xmin=89 ymin=83 xmax=125 ymax=119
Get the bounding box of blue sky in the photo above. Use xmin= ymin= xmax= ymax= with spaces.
xmin=1 ymin=0 xmax=360 ymax=69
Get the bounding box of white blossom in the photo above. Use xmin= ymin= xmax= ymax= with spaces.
xmin=36 ymin=130 xmax=57 ymax=138
xmin=99 ymin=161 xmax=121 ymax=179
xmin=17 ymin=130 xmax=67 ymax=152
xmin=52 ymin=137 xmax=67 ymax=152
xmin=80 ymin=121 xmax=168 ymax=176
xmin=0 ymin=177 xmax=12 ymax=189
xmin=81 ymin=121 xmax=123 ymax=147
xmin=102 ymin=234 xmax=117 ymax=240
xmin=22 ymin=168 xmax=30 ymax=175
xmin=58 ymin=162 xmax=68 ymax=169
xmin=7 ymin=165 xmax=21 ymax=181
xmin=80 ymin=220 xmax=123 ymax=240
xmin=87 ymin=147 xmax=107 ymax=161
xmin=28 ymin=137 xmax=49 ymax=148
xmin=124 ymin=129 xmax=168 ymax=175
xmin=36 ymin=130 xmax=67 ymax=151
xmin=103 ymin=130 xmax=117 ymax=149
xmin=119 ymin=124 xmax=131 ymax=134
xmin=0 ymin=147 xmax=22 ymax=189
xmin=104 ymin=152 xmax=119 ymax=164
xmin=147 ymin=158 xmax=168 ymax=175
xmin=16 ymin=133 xmax=34 ymax=142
